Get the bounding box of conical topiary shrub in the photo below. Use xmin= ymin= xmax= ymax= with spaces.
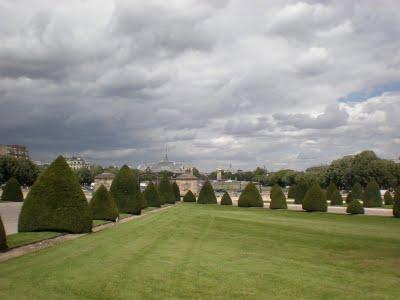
xmin=89 ymin=185 xmax=119 ymax=221
xmin=352 ymin=182 xmax=363 ymax=200
xmin=326 ymin=182 xmax=337 ymax=200
xmin=110 ymin=165 xmax=142 ymax=215
xmin=0 ymin=214 xmax=7 ymax=251
xmin=393 ymin=187 xmax=400 ymax=218
xmin=302 ymin=183 xmax=327 ymax=212
xmin=330 ymin=189 xmax=343 ymax=206
xmin=345 ymin=192 xmax=353 ymax=204
xmin=158 ymin=174 xmax=175 ymax=204
xmin=197 ymin=181 xmax=217 ymax=204
xmin=18 ymin=156 xmax=92 ymax=233
xmin=346 ymin=199 xmax=364 ymax=215
xmin=172 ymin=182 xmax=181 ymax=202
xmin=384 ymin=191 xmax=393 ymax=205
xmin=363 ymin=180 xmax=382 ymax=207
xmin=144 ymin=181 xmax=160 ymax=207
xmin=183 ymin=190 xmax=196 ymax=202
xmin=1 ymin=177 xmax=23 ymax=202
xmin=269 ymin=185 xmax=287 ymax=209
xmin=238 ymin=182 xmax=264 ymax=207
xmin=220 ymin=192 xmax=232 ymax=205
xmin=293 ymin=180 xmax=309 ymax=204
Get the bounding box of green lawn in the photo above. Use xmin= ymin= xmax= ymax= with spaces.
xmin=0 ymin=204 xmax=399 ymax=299
xmin=7 ymin=232 xmax=62 ymax=249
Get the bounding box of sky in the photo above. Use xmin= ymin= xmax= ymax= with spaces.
xmin=0 ymin=0 xmax=400 ymax=171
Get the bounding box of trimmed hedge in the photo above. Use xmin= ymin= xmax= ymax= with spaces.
xmin=384 ymin=191 xmax=393 ymax=205
xmin=0 ymin=214 xmax=7 ymax=251
xmin=1 ymin=177 xmax=23 ymax=202
xmin=363 ymin=180 xmax=382 ymax=207
xmin=326 ymin=182 xmax=337 ymax=200
xmin=158 ymin=174 xmax=175 ymax=204
xmin=302 ymin=183 xmax=327 ymax=212
xmin=183 ymin=190 xmax=196 ymax=202
xmin=110 ymin=165 xmax=142 ymax=215
xmin=393 ymin=187 xmax=400 ymax=218
xmin=269 ymin=185 xmax=287 ymax=209
xmin=172 ymin=182 xmax=181 ymax=202
xmin=197 ymin=181 xmax=217 ymax=204
xmin=352 ymin=182 xmax=363 ymax=200
xmin=238 ymin=182 xmax=264 ymax=207
xmin=220 ymin=192 xmax=232 ymax=205
xmin=144 ymin=181 xmax=161 ymax=207
xmin=89 ymin=185 xmax=119 ymax=221
xmin=346 ymin=199 xmax=364 ymax=215
xmin=18 ymin=156 xmax=92 ymax=233
xmin=330 ymin=189 xmax=343 ymax=206
xmin=345 ymin=192 xmax=353 ymax=204
xmin=287 ymin=185 xmax=295 ymax=199
xmin=293 ymin=180 xmax=309 ymax=204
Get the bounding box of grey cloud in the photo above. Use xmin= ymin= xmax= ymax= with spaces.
xmin=274 ymin=104 xmax=349 ymax=129
xmin=0 ymin=1 xmax=399 ymax=171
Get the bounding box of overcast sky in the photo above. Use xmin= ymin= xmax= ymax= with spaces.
xmin=1 ymin=0 xmax=399 ymax=171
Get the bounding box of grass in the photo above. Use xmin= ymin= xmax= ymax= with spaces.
xmin=1 ymin=204 xmax=400 ymax=299
xmin=6 ymin=232 xmax=62 ymax=249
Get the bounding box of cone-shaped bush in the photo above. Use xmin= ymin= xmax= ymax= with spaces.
xmin=363 ymin=180 xmax=382 ymax=207
xmin=302 ymin=183 xmax=327 ymax=212
xmin=393 ymin=187 xmax=400 ymax=218
xmin=183 ymin=190 xmax=196 ymax=202
xmin=110 ymin=165 xmax=142 ymax=215
xmin=352 ymin=182 xmax=363 ymax=200
xmin=197 ymin=181 xmax=217 ymax=204
xmin=326 ymin=182 xmax=337 ymax=200
xmin=384 ymin=191 xmax=393 ymax=205
xmin=330 ymin=189 xmax=343 ymax=206
xmin=238 ymin=182 xmax=264 ymax=207
xmin=287 ymin=185 xmax=295 ymax=199
xmin=158 ymin=174 xmax=175 ymax=204
xmin=346 ymin=199 xmax=364 ymax=215
xmin=172 ymin=182 xmax=181 ymax=202
xmin=220 ymin=192 xmax=232 ymax=205
xmin=89 ymin=185 xmax=119 ymax=221
xmin=18 ymin=156 xmax=92 ymax=233
xmin=0 ymin=214 xmax=7 ymax=251
xmin=141 ymin=191 xmax=148 ymax=209
xmin=269 ymin=185 xmax=287 ymax=209
xmin=144 ymin=181 xmax=160 ymax=207
xmin=345 ymin=192 xmax=353 ymax=204
xmin=293 ymin=180 xmax=309 ymax=204
xmin=1 ymin=177 xmax=23 ymax=202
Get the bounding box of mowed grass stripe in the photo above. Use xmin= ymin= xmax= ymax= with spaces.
xmin=0 ymin=204 xmax=399 ymax=299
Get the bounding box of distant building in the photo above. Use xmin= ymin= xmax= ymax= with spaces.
xmin=65 ymin=156 xmax=89 ymax=170
xmin=0 ymin=144 xmax=29 ymax=159
xmin=138 ymin=154 xmax=187 ymax=174
xmin=217 ymin=168 xmax=223 ymax=181
xmin=94 ymin=172 xmax=115 ymax=191
xmin=175 ymin=169 xmax=201 ymax=196
xmin=392 ymin=156 xmax=400 ymax=164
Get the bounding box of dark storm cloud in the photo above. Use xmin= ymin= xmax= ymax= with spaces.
xmin=0 ymin=0 xmax=399 ymax=170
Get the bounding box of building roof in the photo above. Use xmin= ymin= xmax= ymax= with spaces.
xmin=138 ymin=154 xmax=186 ymax=173
xmin=175 ymin=173 xmax=198 ymax=180
xmin=95 ymin=172 xmax=115 ymax=179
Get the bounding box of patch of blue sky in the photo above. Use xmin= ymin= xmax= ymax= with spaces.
xmin=338 ymin=81 xmax=400 ymax=103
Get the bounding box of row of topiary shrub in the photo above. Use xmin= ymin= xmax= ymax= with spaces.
xmin=16 ymin=156 xmax=182 ymax=235
xmin=289 ymin=180 xmax=397 ymax=208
